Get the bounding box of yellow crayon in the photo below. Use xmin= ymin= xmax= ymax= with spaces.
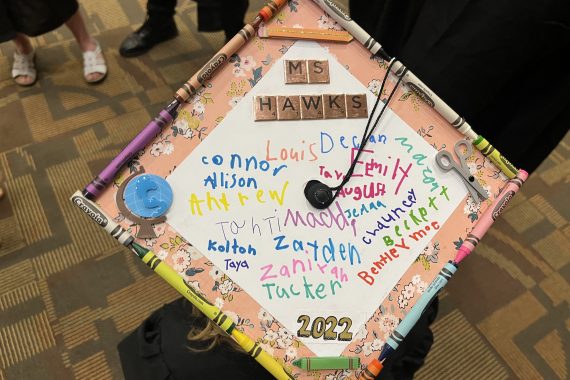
xmin=232 ymin=328 xmax=293 ymax=379
xmin=473 ymin=135 xmax=518 ymax=179
xmin=132 ymin=242 xmax=294 ymax=380
xmin=71 ymin=191 xmax=293 ymax=380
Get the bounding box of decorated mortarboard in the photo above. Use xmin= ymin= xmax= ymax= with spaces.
xmin=72 ymin=0 xmax=524 ymax=378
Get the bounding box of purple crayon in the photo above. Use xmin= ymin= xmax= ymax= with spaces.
xmin=83 ymin=101 xmax=178 ymax=199
xmin=82 ymin=1 xmax=289 ymax=200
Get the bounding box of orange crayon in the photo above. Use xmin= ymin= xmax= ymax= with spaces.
xmin=358 ymin=358 xmax=383 ymax=380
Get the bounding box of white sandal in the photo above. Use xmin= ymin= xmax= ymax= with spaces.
xmin=83 ymin=39 xmax=107 ymax=84
xmin=12 ymin=49 xmax=37 ymax=86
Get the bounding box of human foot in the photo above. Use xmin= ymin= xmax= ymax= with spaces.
xmin=119 ymin=17 xmax=178 ymax=57
xmin=12 ymin=48 xmax=37 ymax=86
xmin=82 ymin=39 xmax=107 ymax=83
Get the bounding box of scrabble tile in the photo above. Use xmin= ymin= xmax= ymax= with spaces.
xmin=323 ymin=94 xmax=346 ymax=119
xmin=277 ymin=96 xmax=301 ymax=120
xmin=300 ymin=95 xmax=324 ymax=119
xmin=346 ymin=94 xmax=368 ymax=118
xmin=254 ymin=96 xmax=277 ymax=121
xmin=307 ymin=60 xmax=330 ymax=83
xmin=284 ymin=60 xmax=308 ymax=84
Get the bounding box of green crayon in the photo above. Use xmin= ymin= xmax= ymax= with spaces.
xmin=293 ymin=356 xmax=360 ymax=371
xmin=473 ymin=135 xmax=518 ymax=179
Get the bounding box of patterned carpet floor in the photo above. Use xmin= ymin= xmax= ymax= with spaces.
xmin=0 ymin=1 xmax=569 ymax=379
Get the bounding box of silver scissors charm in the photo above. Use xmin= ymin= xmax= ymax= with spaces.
xmin=435 ymin=140 xmax=488 ymax=203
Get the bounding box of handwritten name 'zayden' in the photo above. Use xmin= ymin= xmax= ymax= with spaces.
xmin=273 ymin=235 xmax=361 ymax=266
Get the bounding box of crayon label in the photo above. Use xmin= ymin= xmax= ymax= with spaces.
xmin=492 ymin=190 xmax=515 ymax=220
xmin=407 ymin=82 xmax=435 ymax=107
xmin=500 ymin=155 xmax=518 ymax=175
xmin=72 ymin=195 xmax=108 ymax=227
xmin=198 ymin=53 xmax=228 ymax=84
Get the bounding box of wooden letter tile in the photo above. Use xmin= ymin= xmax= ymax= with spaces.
xmin=300 ymin=95 xmax=324 ymax=119
xmin=346 ymin=94 xmax=368 ymax=118
xmin=307 ymin=60 xmax=330 ymax=83
xmin=323 ymin=94 xmax=346 ymax=119
xmin=254 ymin=96 xmax=277 ymax=121
xmin=284 ymin=60 xmax=308 ymax=84
xmin=277 ymin=95 xmax=301 ymax=120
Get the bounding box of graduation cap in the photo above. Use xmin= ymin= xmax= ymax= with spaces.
xmin=75 ymin=1 xmax=524 ymax=378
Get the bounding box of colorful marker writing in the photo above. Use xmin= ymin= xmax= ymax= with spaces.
xmin=364 ymin=170 xmax=528 ymax=376
xmin=131 ymin=242 xmax=294 ymax=380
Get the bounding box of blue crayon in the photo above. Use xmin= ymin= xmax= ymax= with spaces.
xmin=379 ymin=261 xmax=458 ymax=360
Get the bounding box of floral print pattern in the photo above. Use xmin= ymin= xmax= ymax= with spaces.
xmin=94 ymin=1 xmax=511 ymax=378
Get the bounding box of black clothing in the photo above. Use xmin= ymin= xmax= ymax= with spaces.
xmin=0 ymin=0 xmax=78 ymax=42
xmin=118 ymin=298 xmax=438 ymax=379
xmin=118 ymin=299 xmax=274 ymax=380
xmin=195 ymin=0 xmax=249 ymax=39
xmin=146 ymin=0 xmax=249 ymax=41
xmin=120 ymin=0 xmax=248 ymax=57
xmin=350 ymin=0 xmax=570 ymax=173
xmin=119 ymin=18 xmax=178 ymax=57
xmin=379 ymin=298 xmax=438 ymax=380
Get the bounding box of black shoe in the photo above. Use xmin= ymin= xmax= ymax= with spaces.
xmin=119 ymin=18 xmax=178 ymax=57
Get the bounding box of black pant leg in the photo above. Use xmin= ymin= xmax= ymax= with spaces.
xmin=147 ymin=0 xmax=177 ymax=17
xmin=222 ymin=0 xmax=248 ymax=39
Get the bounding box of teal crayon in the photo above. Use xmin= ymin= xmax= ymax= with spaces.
xmin=378 ymin=261 xmax=458 ymax=361
xmin=376 ymin=172 xmax=528 ymax=365
xmin=293 ymin=356 xmax=360 ymax=371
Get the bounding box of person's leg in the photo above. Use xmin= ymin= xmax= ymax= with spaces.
xmin=222 ymin=0 xmax=248 ymax=41
xmin=12 ymin=33 xmax=33 ymax=54
xmin=119 ymin=0 xmax=178 ymax=57
xmin=64 ymin=9 xmax=106 ymax=83
xmin=12 ymin=33 xmax=36 ymax=86
xmin=65 ymin=9 xmax=96 ymax=52
xmin=147 ymin=0 xmax=177 ymax=18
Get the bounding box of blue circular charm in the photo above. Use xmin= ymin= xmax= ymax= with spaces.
xmin=124 ymin=174 xmax=173 ymax=218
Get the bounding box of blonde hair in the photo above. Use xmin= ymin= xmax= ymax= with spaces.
xmin=186 ymin=302 xmax=243 ymax=353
